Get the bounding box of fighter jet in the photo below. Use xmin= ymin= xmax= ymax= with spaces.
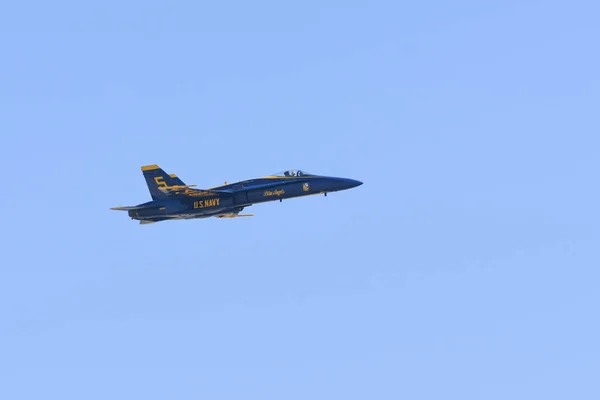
xmin=111 ymin=165 xmax=362 ymax=224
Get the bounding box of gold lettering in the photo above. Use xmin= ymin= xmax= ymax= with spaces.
xmin=264 ymin=189 xmax=286 ymax=197
xmin=194 ymin=197 xmax=221 ymax=207
xmin=154 ymin=176 xmax=168 ymax=189
xmin=202 ymin=198 xmax=220 ymax=207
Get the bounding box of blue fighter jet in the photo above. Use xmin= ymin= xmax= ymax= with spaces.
xmin=111 ymin=165 xmax=362 ymax=224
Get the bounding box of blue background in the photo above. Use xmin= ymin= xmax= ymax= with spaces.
xmin=1 ymin=1 xmax=599 ymax=398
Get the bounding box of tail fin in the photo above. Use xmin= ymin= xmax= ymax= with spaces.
xmin=165 ymin=173 xmax=186 ymax=187
xmin=141 ymin=164 xmax=174 ymax=200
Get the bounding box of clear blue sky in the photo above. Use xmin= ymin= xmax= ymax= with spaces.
xmin=1 ymin=1 xmax=599 ymax=398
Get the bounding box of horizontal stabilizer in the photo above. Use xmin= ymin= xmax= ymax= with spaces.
xmin=110 ymin=205 xmax=147 ymax=211
xmin=110 ymin=204 xmax=164 ymax=212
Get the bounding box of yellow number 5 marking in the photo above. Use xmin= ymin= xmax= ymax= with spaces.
xmin=154 ymin=176 xmax=168 ymax=189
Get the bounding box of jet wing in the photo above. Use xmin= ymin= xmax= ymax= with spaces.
xmin=158 ymin=186 xmax=234 ymax=195
xmin=157 ymin=184 xmax=197 ymax=192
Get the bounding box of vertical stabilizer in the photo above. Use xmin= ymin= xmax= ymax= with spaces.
xmin=141 ymin=164 xmax=171 ymax=200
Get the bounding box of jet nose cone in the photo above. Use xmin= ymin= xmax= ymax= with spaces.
xmin=348 ymin=179 xmax=363 ymax=188
xmin=339 ymin=178 xmax=362 ymax=190
xmin=325 ymin=177 xmax=363 ymax=192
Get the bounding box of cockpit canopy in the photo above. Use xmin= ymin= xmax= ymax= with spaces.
xmin=271 ymin=169 xmax=314 ymax=177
